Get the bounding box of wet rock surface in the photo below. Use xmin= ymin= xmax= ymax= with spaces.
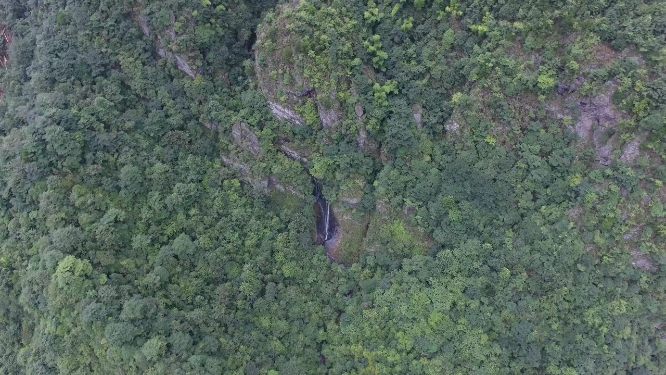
xmin=313 ymin=179 xmax=340 ymax=259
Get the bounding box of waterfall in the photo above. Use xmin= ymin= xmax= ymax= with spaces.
xmin=325 ymin=202 xmax=330 ymax=241
xmin=312 ymin=178 xmax=337 ymax=245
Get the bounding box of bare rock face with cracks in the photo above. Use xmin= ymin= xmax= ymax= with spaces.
xmin=253 ymin=0 xmax=356 ymax=129
xmin=251 ymin=0 xmax=365 ymax=260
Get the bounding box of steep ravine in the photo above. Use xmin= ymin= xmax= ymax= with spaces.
xmin=217 ymin=119 xmax=345 ymax=262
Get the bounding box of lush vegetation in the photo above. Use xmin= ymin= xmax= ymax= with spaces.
xmin=0 ymin=0 xmax=665 ymax=374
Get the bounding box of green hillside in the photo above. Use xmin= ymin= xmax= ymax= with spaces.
xmin=0 ymin=0 xmax=665 ymax=374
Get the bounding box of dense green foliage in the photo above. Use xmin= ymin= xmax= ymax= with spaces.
xmin=0 ymin=0 xmax=665 ymax=374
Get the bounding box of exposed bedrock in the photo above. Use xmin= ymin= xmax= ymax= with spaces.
xmin=253 ymin=0 xmax=354 ymax=128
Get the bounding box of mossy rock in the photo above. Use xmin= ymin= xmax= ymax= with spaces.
xmin=254 ymin=0 xmax=360 ymax=128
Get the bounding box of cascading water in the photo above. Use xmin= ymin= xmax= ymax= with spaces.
xmin=313 ymin=178 xmax=338 ymax=246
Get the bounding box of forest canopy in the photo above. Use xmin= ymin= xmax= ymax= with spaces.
xmin=0 ymin=0 xmax=665 ymax=374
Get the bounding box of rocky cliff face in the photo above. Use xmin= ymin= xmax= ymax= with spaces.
xmin=248 ymin=0 xmax=437 ymax=262
xmin=249 ymin=1 xmax=374 ymax=261
xmin=547 ymin=77 xmax=647 ymax=167
xmin=253 ymin=0 xmax=358 ymax=129
xmin=135 ymin=10 xmax=199 ymax=79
